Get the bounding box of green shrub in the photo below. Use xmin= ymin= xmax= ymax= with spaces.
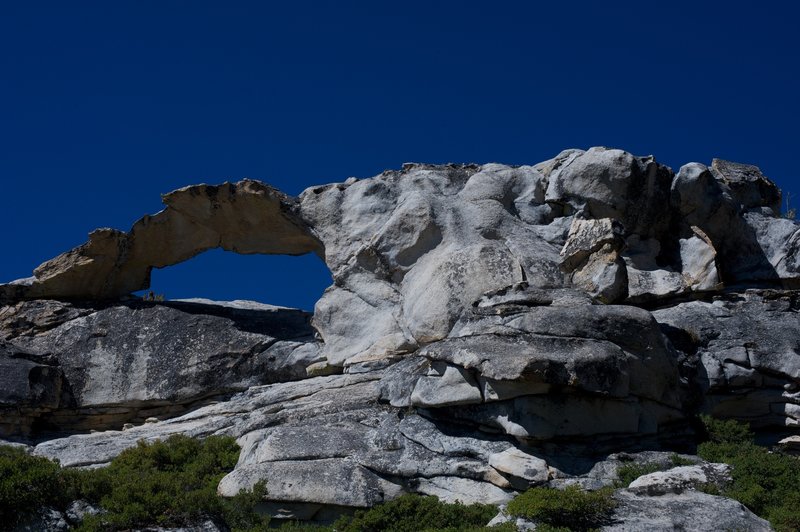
xmin=0 ymin=435 xmax=269 ymax=531
xmin=332 ymin=493 xmax=499 ymax=532
xmin=697 ymin=482 xmax=721 ymax=496
xmin=668 ymin=453 xmax=696 ymax=467
xmin=70 ymin=434 xmax=269 ymax=531
xmin=697 ymin=416 xmax=800 ymax=532
xmin=615 ymin=453 xmax=697 ymax=487
xmin=0 ymin=446 xmax=76 ymax=526
xmin=615 ymin=462 xmax=663 ymax=487
xmin=506 ymin=485 xmax=616 ymax=531
xmin=766 ymin=491 xmax=800 ymax=532
xmin=698 ymin=414 xmax=754 ymax=445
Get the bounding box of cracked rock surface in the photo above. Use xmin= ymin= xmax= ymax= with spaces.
xmin=1 ymin=147 xmax=798 ymax=525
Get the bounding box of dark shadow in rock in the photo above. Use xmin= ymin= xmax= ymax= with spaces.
xmin=153 ymin=299 xmax=315 ymax=340
xmin=26 ymin=392 xmax=235 ymax=443
xmin=0 ymin=299 xmax=321 ymax=443
xmin=419 ymin=400 xmax=696 ymax=477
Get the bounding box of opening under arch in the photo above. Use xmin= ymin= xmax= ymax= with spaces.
xmin=137 ymin=248 xmax=332 ymax=312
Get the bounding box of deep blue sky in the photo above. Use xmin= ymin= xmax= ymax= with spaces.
xmin=2 ymin=2 xmax=798 ymax=310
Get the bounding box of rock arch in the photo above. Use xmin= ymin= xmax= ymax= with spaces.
xmin=1 ymin=180 xmax=324 ymax=302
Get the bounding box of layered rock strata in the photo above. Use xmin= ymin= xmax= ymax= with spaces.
xmin=1 ymin=147 xmax=798 ymax=525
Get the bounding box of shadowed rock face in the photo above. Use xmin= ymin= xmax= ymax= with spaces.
xmin=0 ymin=299 xmax=317 ymax=437
xmin=1 ymin=147 xmax=798 ymax=522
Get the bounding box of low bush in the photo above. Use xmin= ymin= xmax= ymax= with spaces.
xmin=698 ymin=414 xmax=754 ymax=445
xmin=1 ymin=445 xmax=508 ymax=532
xmin=668 ymin=453 xmax=696 ymax=467
xmin=697 ymin=415 xmax=800 ymax=532
xmin=72 ymin=434 xmax=269 ymax=531
xmin=615 ymin=453 xmax=697 ymax=487
xmin=506 ymin=485 xmax=616 ymax=532
xmin=615 ymin=462 xmax=663 ymax=487
xmin=0 ymin=435 xmax=269 ymax=531
xmin=332 ymin=493 xmax=500 ymax=532
xmin=0 ymin=446 xmax=77 ymax=527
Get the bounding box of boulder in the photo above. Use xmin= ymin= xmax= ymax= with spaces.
xmin=672 ymin=162 xmax=785 ymax=285
xmin=487 ymin=447 xmax=550 ymax=488
xmin=605 ymin=489 xmax=772 ymax=532
xmin=710 ymin=158 xmax=781 ymax=214
xmin=11 ymin=507 xmax=69 ymax=532
xmin=544 ymin=147 xmax=673 ymax=239
xmin=626 ymin=463 xmax=731 ymax=494
xmin=744 ymin=212 xmax=800 ymax=285
xmin=64 ymin=500 xmax=102 ymax=526
xmin=487 ymin=483 xmax=770 ymax=532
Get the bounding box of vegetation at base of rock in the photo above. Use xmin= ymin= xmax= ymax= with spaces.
xmin=615 ymin=462 xmax=663 ymax=487
xmin=74 ymin=434 xmax=268 ymax=531
xmin=698 ymin=415 xmax=800 ymax=532
xmin=697 ymin=414 xmax=755 ymax=445
xmin=615 ymin=453 xmax=696 ymax=487
xmin=0 ymin=435 xmax=269 ymax=531
xmin=332 ymin=493 xmax=501 ymax=532
xmin=0 ymin=446 xmax=75 ymax=526
xmin=668 ymin=453 xmax=696 ymax=467
xmin=2 ymin=441 xmax=508 ymax=532
xmin=506 ymin=485 xmax=616 ymax=532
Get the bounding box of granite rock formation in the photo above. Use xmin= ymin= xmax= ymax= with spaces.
xmin=0 ymin=299 xmax=317 ymax=437
xmin=1 ymin=147 xmax=798 ymax=528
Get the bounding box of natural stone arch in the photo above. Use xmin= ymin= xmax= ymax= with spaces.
xmin=1 ymin=180 xmax=324 ymax=302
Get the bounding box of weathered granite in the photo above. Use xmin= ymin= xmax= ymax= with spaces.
xmin=654 ymin=291 xmax=800 ymax=428
xmin=627 ymin=463 xmax=731 ymax=495
xmin=1 ymin=147 xmax=798 ymax=526
xmin=605 ymin=489 xmax=772 ymax=532
xmin=0 ymin=298 xmax=317 ymax=437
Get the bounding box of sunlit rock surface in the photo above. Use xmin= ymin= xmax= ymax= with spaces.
xmin=1 ymin=147 xmax=798 ymax=524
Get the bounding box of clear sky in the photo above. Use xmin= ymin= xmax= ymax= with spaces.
xmin=1 ymin=1 xmax=798 ymax=310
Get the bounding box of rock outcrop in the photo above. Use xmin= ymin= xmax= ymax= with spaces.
xmin=603 ymin=489 xmax=772 ymax=532
xmin=0 ymin=298 xmax=316 ymax=437
xmin=654 ymin=291 xmax=800 ymax=429
xmin=1 ymin=147 xmax=798 ymax=526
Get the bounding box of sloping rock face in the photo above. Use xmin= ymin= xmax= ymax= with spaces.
xmin=1 ymin=147 xmax=798 ymax=524
xmin=0 ymin=299 xmax=316 ymax=437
